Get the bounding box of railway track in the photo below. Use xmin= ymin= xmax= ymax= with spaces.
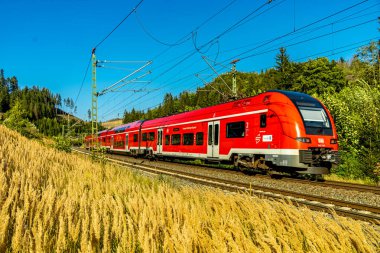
xmin=74 ymin=148 xmax=380 ymax=224
xmin=168 ymin=159 xmax=380 ymax=195
xmin=256 ymin=175 xmax=380 ymax=195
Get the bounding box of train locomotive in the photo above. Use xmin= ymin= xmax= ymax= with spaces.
xmin=85 ymin=90 xmax=339 ymax=175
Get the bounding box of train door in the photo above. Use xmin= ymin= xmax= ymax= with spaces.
xmin=157 ymin=129 xmax=163 ymax=153
xmin=125 ymin=134 xmax=129 ymax=151
xmin=207 ymin=121 xmax=220 ymax=158
xmin=110 ymin=136 xmax=114 ymax=150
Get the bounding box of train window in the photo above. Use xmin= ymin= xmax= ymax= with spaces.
xmin=214 ymin=124 xmax=219 ymax=145
xmin=196 ymin=132 xmax=204 ymax=145
xmin=114 ymin=137 xmax=124 ymax=148
xmin=171 ymin=134 xmax=181 ymax=145
xmin=183 ymin=133 xmax=194 ymax=145
xmin=165 ymin=135 xmax=170 ymax=145
xmin=142 ymin=133 xmax=147 ymax=141
xmin=133 ymin=134 xmax=138 ymax=142
xmin=208 ymin=125 xmax=213 ymax=145
xmin=149 ymin=132 xmax=155 ymax=141
xmin=226 ymin=121 xmax=245 ymax=138
xmin=158 ymin=131 xmax=162 ymax=145
xmin=260 ymin=114 xmax=266 ymax=128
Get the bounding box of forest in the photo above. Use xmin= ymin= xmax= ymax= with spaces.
xmin=0 ymin=71 xmax=91 ymax=138
xmin=123 ymin=41 xmax=380 ymax=182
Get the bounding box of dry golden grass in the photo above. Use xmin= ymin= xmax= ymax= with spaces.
xmin=324 ymin=174 xmax=378 ymax=186
xmin=0 ymin=125 xmax=379 ymax=252
xmin=102 ymin=119 xmax=123 ymax=129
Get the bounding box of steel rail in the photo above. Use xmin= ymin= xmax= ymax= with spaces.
xmin=253 ymin=175 xmax=380 ymax=195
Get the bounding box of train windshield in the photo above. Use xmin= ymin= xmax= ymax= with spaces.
xmin=270 ymin=90 xmax=334 ymax=135
xmin=298 ymin=105 xmax=332 ymax=135
xmin=299 ymin=107 xmax=329 ymax=127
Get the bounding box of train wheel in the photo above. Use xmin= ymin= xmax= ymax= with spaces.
xmin=309 ymin=174 xmax=324 ymax=181
xmin=315 ymin=174 xmax=325 ymax=182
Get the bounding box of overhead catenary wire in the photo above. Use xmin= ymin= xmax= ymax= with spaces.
xmin=221 ymin=0 xmax=371 ymax=63
xmin=102 ymin=21 xmax=378 ymax=120
xmin=102 ymin=5 xmax=371 ymax=119
xmin=97 ymin=0 xmax=240 ymax=118
xmin=118 ymin=37 xmax=379 ymax=118
xmin=93 ymin=0 xmax=145 ymax=49
xmin=135 ymin=11 xmax=192 ymax=47
xmin=74 ymin=0 xmax=146 ymax=118
xmin=99 ymin=0 xmax=376 ymax=121
xmin=149 ymin=0 xmax=239 ymax=60
xmin=238 ymin=18 xmax=377 ymax=61
xmin=192 ymin=0 xmax=276 ymax=54
xmin=74 ymin=54 xmax=92 ymax=106
xmin=216 ymin=2 xmax=380 ymax=56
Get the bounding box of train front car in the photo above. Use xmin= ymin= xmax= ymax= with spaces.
xmin=265 ymin=90 xmax=339 ymax=175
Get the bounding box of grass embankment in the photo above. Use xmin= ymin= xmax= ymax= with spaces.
xmin=324 ymin=174 xmax=378 ymax=186
xmin=0 ymin=125 xmax=379 ymax=252
xmin=102 ymin=119 xmax=123 ymax=129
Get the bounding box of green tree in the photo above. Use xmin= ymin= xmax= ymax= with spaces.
xmin=3 ymin=100 xmax=39 ymax=138
xmin=292 ymin=57 xmax=345 ymax=95
xmin=275 ymin=47 xmax=293 ymax=90
xmin=355 ymin=41 xmax=379 ymax=85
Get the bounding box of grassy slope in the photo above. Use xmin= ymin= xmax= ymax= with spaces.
xmin=101 ymin=119 xmax=123 ymax=129
xmin=0 ymin=125 xmax=379 ymax=252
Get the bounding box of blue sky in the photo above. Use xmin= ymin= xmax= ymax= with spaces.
xmin=0 ymin=0 xmax=379 ymax=121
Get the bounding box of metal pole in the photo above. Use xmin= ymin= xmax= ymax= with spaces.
xmin=91 ymin=49 xmax=98 ymax=145
xmin=231 ymin=59 xmax=240 ymax=99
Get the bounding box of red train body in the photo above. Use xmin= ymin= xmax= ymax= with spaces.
xmin=85 ymin=90 xmax=339 ymax=175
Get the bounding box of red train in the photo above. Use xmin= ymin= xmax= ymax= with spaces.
xmin=85 ymin=90 xmax=339 ymax=175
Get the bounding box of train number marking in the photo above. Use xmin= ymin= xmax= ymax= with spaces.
xmin=263 ymin=135 xmax=273 ymax=142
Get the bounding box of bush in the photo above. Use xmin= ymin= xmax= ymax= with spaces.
xmin=2 ymin=100 xmax=40 ymax=139
xmin=53 ymin=136 xmax=72 ymax=153
xmin=320 ymin=80 xmax=380 ymax=180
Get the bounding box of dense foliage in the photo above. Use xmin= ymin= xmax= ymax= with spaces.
xmin=123 ymin=41 xmax=380 ymax=182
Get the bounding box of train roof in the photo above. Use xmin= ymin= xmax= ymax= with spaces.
xmin=140 ymin=91 xmax=273 ymax=128
xmin=271 ymin=90 xmax=323 ymax=108
xmin=112 ymin=90 xmax=323 ymax=130
xmin=112 ymin=120 xmax=143 ymax=133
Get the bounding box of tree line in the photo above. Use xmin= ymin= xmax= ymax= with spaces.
xmin=122 ymin=41 xmax=380 ymax=182
xmin=0 ymin=72 xmax=92 ymax=138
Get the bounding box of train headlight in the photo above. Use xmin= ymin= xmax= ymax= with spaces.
xmin=296 ymin=137 xmax=311 ymax=143
xmin=330 ymin=139 xmax=338 ymax=144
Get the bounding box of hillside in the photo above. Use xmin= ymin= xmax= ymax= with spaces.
xmin=0 ymin=125 xmax=379 ymax=252
xmin=101 ymin=118 xmax=123 ymax=129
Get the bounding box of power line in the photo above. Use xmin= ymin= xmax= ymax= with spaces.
xmin=149 ymin=0 xmax=239 ymax=61
xmin=135 ymin=11 xmax=192 ymax=46
xmin=100 ymin=0 xmax=376 ymax=120
xmin=98 ymin=0 xmax=240 ymax=118
xmin=93 ymin=0 xmax=145 ymax=49
xmin=110 ymin=20 xmax=377 ymax=119
xmin=216 ymin=2 xmax=379 ymax=56
xmin=192 ymin=0 xmax=276 ymax=53
xmin=222 ymin=0 xmax=371 ymax=63
xmin=112 ymin=0 xmax=365 ymax=115
xmin=123 ymin=37 xmax=379 ymax=116
xmin=239 ymin=18 xmax=377 ymax=61
xmin=74 ymin=54 xmax=92 ymax=106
